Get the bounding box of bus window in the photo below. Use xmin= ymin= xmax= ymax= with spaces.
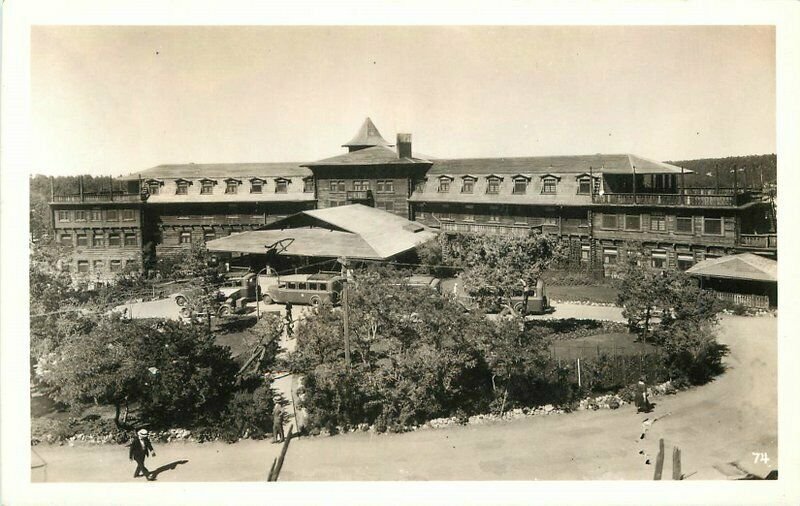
xmin=298 ymin=282 xmax=307 ymax=290
xmin=308 ymin=282 xmax=318 ymax=291
xmin=287 ymin=282 xmax=297 ymax=290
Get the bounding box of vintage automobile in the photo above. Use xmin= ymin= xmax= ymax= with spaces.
xmin=460 ymin=279 xmax=553 ymax=315
xmin=261 ymin=272 xmax=344 ymax=307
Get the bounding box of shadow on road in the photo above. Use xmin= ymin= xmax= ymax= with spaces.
xmin=147 ymin=460 xmax=189 ymax=481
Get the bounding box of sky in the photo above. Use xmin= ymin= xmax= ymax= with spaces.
xmin=30 ymin=25 xmax=776 ymax=177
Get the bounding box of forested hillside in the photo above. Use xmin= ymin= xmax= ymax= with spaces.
xmin=666 ymin=154 xmax=776 ymax=189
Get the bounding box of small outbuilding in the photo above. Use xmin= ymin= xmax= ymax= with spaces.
xmin=686 ymin=253 xmax=777 ymax=309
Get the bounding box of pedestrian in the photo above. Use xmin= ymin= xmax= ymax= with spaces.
xmin=284 ymin=302 xmax=294 ymax=337
xmin=272 ymin=400 xmax=285 ymax=444
xmin=635 ymin=377 xmax=652 ymax=413
xmin=129 ymin=428 xmax=156 ymax=480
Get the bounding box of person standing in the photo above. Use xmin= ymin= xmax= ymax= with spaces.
xmin=635 ymin=377 xmax=652 ymax=413
xmin=284 ymin=302 xmax=294 ymax=337
xmin=272 ymin=401 xmax=285 ymax=444
xmin=129 ymin=429 xmax=156 ymax=479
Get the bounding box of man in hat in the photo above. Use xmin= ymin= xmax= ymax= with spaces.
xmin=129 ymin=428 xmax=156 ymax=479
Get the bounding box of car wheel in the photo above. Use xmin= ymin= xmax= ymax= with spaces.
xmin=262 ymin=294 xmax=274 ymax=305
xmin=179 ymin=307 xmax=191 ymax=319
xmin=310 ymin=295 xmax=322 ymax=308
xmin=175 ymin=295 xmax=188 ymax=307
xmin=513 ymin=302 xmax=525 ymax=313
xmin=218 ymin=306 xmax=232 ymax=317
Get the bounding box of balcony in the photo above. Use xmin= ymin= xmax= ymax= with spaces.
xmin=51 ymin=192 xmax=144 ymax=204
xmin=440 ymin=221 xmax=539 ymax=237
xmin=346 ymin=190 xmax=372 ymax=202
xmin=592 ymin=189 xmax=758 ymax=207
xmin=739 ymin=233 xmax=777 ymax=249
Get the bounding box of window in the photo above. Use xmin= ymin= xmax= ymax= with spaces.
xmin=287 ymin=282 xmax=297 ymax=290
xmin=93 ymin=260 xmax=104 ymax=271
xmin=92 ymin=233 xmax=105 ymax=247
xmin=77 ymin=260 xmax=89 ymax=273
xmin=203 ymin=230 xmax=216 ymax=242
xmin=76 ymin=234 xmax=88 ymax=247
xmin=542 ymin=177 xmax=557 ymax=194
xmin=353 ymin=180 xmax=369 ymax=191
xmin=75 ymin=210 xmax=87 ymax=222
xmin=201 ymin=180 xmax=215 ymax=194
xmin=329 ymin=180 xmax=346 ymax=192
xmin=176 ymin=181 xmax=189 ymax=195
xmin=461 ymin=178 xmax=475 ymax=194
xmin=58 ymin=210 xmax=70 ymax=222
xmin=438 ymin=178 xmax=451 ymax=193
xmin=703 ymin=217 xmax=722 ymax=235
xmin=60 ymin=234 xmax=73 ymax=246
xmin=376 ymin=201 xmax=395 ymax=213
xmin=90 ymin=209 xmax=102 ymax=221
xmin=463 ymin=205 xmax=474 ymax=222
xmin=328 ymin=200 xmax=345 ymax=207
xmin=581 ymin=245 xmax=591 ymax=263
xmin=624 ymin=214 xmax=641 ymax=231
xmin=124 ymin=233 xmax=137 ymax=246
xmin=122 ymin=209 xmax=135 ymax=221
xmin=303 ymin=179 xmax=314 ymax=193
xmin=275 ymin=180 xmax=288 ymax=193
xmin=513 ymin=178 xmax=528 ymax=195
xmin=650 ymin=214 xmax=666 ymax=232
xmin=250 ymin=180 xmax=263 ymax=193
xmin=179 ymin=231 xmax=192 ymax=244
xmin=578 ymin=217 xmax=589 ymax=227
xmin=603 ymin=247 xmax=618 ymax=265
xmin=110 ymin=260 xmax=122 ymax=272
xmin=677 ymin=253 xmax=694 ymax=271
xmin=106 ymin=209 xmax=118 ymax=221
xmin=486 ymin=178 xmax=501 ymax=194
xmin=148 ymin=182 xmax=160 ymax=195
xmin=651 ymin=249 xmax=667 ymax=269
xmin=488 ymin=206 xmax=501 ymax=223
xmin=376 ymin=180 xmax=394 ymax=193
xmin=108 ymin=233 xmax=121 ymax=246
xmin=225 ymin=180 xmax=239 ymax=194
xmin=577 ymin=177 xmax=592 ymax=195
xmin=543 ymin=216 xmax=558 ymax=226
xmin=602 ymin=214 xmax=618 ymax=229
xmin=676 ymin=216 xmax=693 ymax=233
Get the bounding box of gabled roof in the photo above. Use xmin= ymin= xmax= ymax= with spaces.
xmin=426 ymin=154 xmax=688 ymax=176
xmin=206 ymin=204 xmax=437 ymax=260
xmin=342 ymin=117 xmax=393 ymax=149
xmin=686 ymin=253 xmax=777 ymax=282
xmin=120 ymin=162 xmax=311 ymax=181
xmin=303 ymin=145 xmax=431 ymax=167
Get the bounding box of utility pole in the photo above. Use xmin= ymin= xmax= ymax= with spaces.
xmin=338 ymin=256 xmax=351 ymax=369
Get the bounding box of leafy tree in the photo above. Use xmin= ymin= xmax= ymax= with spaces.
xmin=442 ymin=232 xmax=565 ymax=316
xmin=41 ymin=317 xmax=239 ymax=428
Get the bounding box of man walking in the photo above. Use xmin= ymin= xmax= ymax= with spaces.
xmin=129 ymin=428 xmax=156 ymax=480
xmin=272 ymin=400 xmax=285 ymax=444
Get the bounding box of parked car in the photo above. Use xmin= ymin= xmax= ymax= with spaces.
xmin=460 ymin=279 xmax=552 ymax=315
xmin=261 ymin=272 xmax=344 ymax=307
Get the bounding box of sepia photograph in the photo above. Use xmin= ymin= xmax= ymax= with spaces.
xmin=3 ymin=1 xmax=800 ymax=505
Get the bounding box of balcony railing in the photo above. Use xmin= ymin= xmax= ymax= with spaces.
xmin=739 ymin=233 xmax=777 ymax=249
xmin=592 ymin=192 xmax=752 ymax=207
xmin=346 ymin=190 xmax=372 ymax=201
xmin=51 ymin=192 xmax=143 ymax=203
xmin=440 ymin=221 xmax=540 ymax=237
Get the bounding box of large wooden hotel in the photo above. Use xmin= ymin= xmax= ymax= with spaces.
xmin=49 ymin=118 xmax=776 ymax=279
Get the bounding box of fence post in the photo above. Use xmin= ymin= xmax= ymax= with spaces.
xmin=577 ymin=358 xmax=582 ymax=388
xmin=672 ymin=446 xmax=682 ymax=480
xmin=653 ymin=438 xmax=665 ymax=480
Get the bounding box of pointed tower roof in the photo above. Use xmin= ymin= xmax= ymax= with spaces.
xmin=342 ymin=117 xmax=393 ymax=149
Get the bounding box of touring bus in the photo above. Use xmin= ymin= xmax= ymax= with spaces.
xmin=261 ymin=272 xmax=345 ymax=307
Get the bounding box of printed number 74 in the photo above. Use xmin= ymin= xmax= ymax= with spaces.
xmin=752 ymin=452 xmax=770 ymax=464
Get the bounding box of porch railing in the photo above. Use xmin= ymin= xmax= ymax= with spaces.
xmin=739 ymin=233 xmax=777 ymax=249
xmin=713 ymin=291 xmax=771 ymax=310
xmin=440 ymin=221 xmax=540 ymax=237
xmin=51 ymin=192 xmax=143 ymax=203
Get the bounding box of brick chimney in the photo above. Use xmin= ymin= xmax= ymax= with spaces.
xmin=397 ymin=133 xmax=412 ymax=159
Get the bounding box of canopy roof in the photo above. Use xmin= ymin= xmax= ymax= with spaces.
xmin=686 ymin=253 xmax=777 ymax=282
xmin=206 ymin=204 xmax=437 ymax=260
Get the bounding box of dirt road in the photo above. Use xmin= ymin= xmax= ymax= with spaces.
xmin=31 ymin=312 xmax=776 ymax=482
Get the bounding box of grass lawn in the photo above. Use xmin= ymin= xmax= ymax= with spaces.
xmin=550 ymin=332 xmax=656 ymax=360
xmin=547 ymin=285 xmax=619 ymax=304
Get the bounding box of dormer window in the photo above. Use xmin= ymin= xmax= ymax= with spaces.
xmin=224 ymin=179 xmax=241 ymax=194
xmin=512 ymin=175 xmax=531 ymax=195
xmin=275 ymin=178 xmax=290 ymax=194
xmin=461 ymin=176 xmax=476 ymax=194
xmin=486 ymin=176 xmax=503 ymax=195
xmin=438 ymin=176 xmax=453 ymax=193
xmin=578 ymin=177 xmax=592 ymax=195
xmin=250 ymin=178 xmax=265 ymax=194
xmin=146 ymin=180 xmax=162 ymax=195
xmin=200 ymin=179 xmax=215 ymax=195
xmin=540 ymin=174 xmax=561 ymax=194
xmin=175 ymin=179 xmax=191 ymax=195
